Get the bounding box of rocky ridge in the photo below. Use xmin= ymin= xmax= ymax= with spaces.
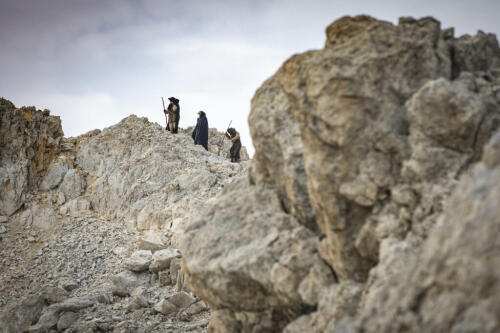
xmin=180 ymin=16 xmax=500 ymax=332
xmin=0 ymin=101 xmax=249 ymax=333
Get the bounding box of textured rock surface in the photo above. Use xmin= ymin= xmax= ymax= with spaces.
xmin=181 ymin=178 xmax=334 ymax=332
xmin=0 ymin=102 xmax=247 ymax=332
xmin=181 ymin=15 xmax=500 ymax=332
xmin=0 ymin=99 xmax=63 ymax=216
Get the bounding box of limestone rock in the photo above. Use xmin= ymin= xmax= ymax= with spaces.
xmin=111 ymin=271 xmax=149 ymax=297
xmin=0 ymin=100 xmax=63 ymax=216
xmin=149 ymin=248 xmax=180 ymax=272
xmin=0 ymin=295 xmax=45 ymax=333
xmin=40 ymin=286 xmax=69 ymax=304
xmin=181 ymin=178 xmax=333 ymax=332
xmin=59 ymin=169 xmax=85 ymax=202
xmin=125 ymin=250 xmax=153 ymax=272
xmin=154 ymin=299 xmax=177 ymax=315
xmin=127 ymin=295 xmax=149 ymax=312
xmin=39 ymin=156 xmax=69 ymax=191
xmin=357 ymin=134 xmax=500 ymax=332
xmin=57 ymin=311 xmax=78 ymax=331
xmin=168 ymin=291 xmax=196 ymax=309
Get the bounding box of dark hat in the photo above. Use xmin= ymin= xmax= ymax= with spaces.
xmin=168 ymin=97 xmax=179 ymax=104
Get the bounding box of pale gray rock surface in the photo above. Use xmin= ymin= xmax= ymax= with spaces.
xmin=181 ymin=178 xmax=333 ymax=332
xmin=0 ymin=100 xmax=63 ymax=216
xmin=124 ymin=250 xmax=153 ymax=272
xmin=180 ymin=15 xmax=500 ymax=332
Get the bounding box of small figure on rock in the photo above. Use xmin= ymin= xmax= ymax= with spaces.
xmin=192 ymin=111 xmax=209 ymax=151
xmin=164 ymin=97 xmax=180 ymax=133
xmin=225 ymin=128 xmax=241 ymax=163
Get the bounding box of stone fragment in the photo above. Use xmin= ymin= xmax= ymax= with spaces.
xmin=40 ymin=286 xmax=69 ymax=304
xmin=40 ymin=158 xmax=69 ymax=191
xmin=111 ymin=271 xmax=149 ymax=297
xmin=57 ymin=311 xmax=78 ymax=331
xmin=168 ymin=291 xmax=196 ymax=309
xmin=153 ymin=299 xmax=177 ymax=315
xmin=127 ymin=295 xmax=149 ymax=312
xmin=186 ymin=301 xmax=208 ymax=315
xmin=149 ymin=248 xmax=179 ymax=272
xmin=124 ymin=250 xmax=153 ymax=272
xmin=158 ymin=270 xmax=171 ymax=286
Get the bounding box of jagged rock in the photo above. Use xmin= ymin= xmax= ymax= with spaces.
xmin=31 ymin=205 xmax=57 ymax=230
xmin=169 ymin=258 xmax=182 ymax=285
xmin=356 ymin=133 xmax=500 ymax=332
xmin=159 ymin=270 xmax=171 ymax=286
xmin=75 ymin=115 xmax=249 ymax=233
xmin=181 ymin=15 xmax=500 ymax=332
xmin=130 ymin=286 xmax=148 ymax=297
xmin=57 ymin=311 xmax=78 ymax=331
xmin=186 ymin=301 xmax=208 ymax=315
xmin=126 ymin=295 xmax=149 ymax=312
xmin=59 ymin=197 xmax=91 ymax=215
xmin=149 ymin=248 xmax=180 ymax=272
xmin=137 ymin=235 xmax=167 ymax=252
xmin=59 ymin=169 xmax=85 ymax=202
xmin=40 ymin=286 xmax=69 ymax=304
xmin=125 ymin=250 xmax=153 ymax=272
xmin=28 ymin=308 xmax=59 ymax=332
xmin=168 ymin=291 xmax=196 ymax=309
xmin=0 ymin=100 xmax=63 ymax=216
xmin=61 ymin=279 xmax=79 ymax=291
xmin=284 ymin=282 xmax=362 ymax=333
xmin=181 ymin=178 xmax=333 ymax=332
xmin=0 ymin=295 xmax=45 ymax=333
xmin=39 ymin=156 xmax=70 ymax=191
xmin=0 ymin=216 xmax=9 ymax=223
xmin=249 ymin=76 xmax=316 ymax=230
xmin=111 ymin=271 xmax=150 ymax=297
xmin=154 ymin=299 xmax=177 ymax=315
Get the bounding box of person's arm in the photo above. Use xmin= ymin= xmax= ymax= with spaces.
xmin=231 ymin=132 xmax=240 ymax=142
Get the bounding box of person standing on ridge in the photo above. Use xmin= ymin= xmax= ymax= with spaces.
xmin=164 ymin=97 xmax=180 ymax=133
xmin=192 ymin=111 xmax=209 ymax=150
xmin=225 ymin=127 xmax=241 ymax=163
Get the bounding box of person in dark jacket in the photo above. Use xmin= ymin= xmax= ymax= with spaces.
xmin=165 ymin=97 xmax=180 ymax=133
xmin=225 ymin=127 xmax=241 ymax=162
xmin=192 ymin=111 xmax=209 ymax=150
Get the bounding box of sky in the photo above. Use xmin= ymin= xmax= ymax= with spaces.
xmin=1 ymin=0 xmax=499 ymax=155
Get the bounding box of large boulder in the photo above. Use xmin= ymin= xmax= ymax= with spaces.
xmin=181 ymin=178 xmax=334 ymax=332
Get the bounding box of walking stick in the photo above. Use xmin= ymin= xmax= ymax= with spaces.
xmin=217 ymin=120 xmax=232 ymax=156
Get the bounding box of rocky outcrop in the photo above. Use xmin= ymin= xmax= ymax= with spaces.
xmin=0 ymin=99 xmax=63 ymax=216
xmin=0 ymin=103 xmax=249 ymax=332
xmin=181 ymin=15 xmax=500 ymax=332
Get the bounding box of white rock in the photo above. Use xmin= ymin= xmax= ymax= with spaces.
xmin=153 ymin=299 xmax=177 ymax=315
xmin=149 ymin=248 xmax=179 ymax=272
xmin=124 ymin=250 xmax=153 ymax=272
xmin=40 ymin=158 xmax=69 ymax=191
xmin=168 ymin=291 xmax=196 ymax=309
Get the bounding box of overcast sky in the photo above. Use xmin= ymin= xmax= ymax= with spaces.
xmin=1 ymin=0 xmax=499 ymax=155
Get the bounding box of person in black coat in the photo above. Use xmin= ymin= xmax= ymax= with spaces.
xmin=192 ymin=111 xmax=209 ymax=150
xmin=225 ymin=127 xmax=241 ymax=162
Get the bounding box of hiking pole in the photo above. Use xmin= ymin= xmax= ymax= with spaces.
xmin=161 ymin=97 xmax=168 ymax=130
xmin=217 ymin=120 xmax=232 ymax=156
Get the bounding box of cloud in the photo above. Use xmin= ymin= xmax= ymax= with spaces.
xmin=1 ymin=0 xmax=499 ymax=156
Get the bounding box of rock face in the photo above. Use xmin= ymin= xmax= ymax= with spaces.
xmin=0 ymin=99 xmax=63 ymax=216
xmin=181 ymin=15 xmax=500 ymax=332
